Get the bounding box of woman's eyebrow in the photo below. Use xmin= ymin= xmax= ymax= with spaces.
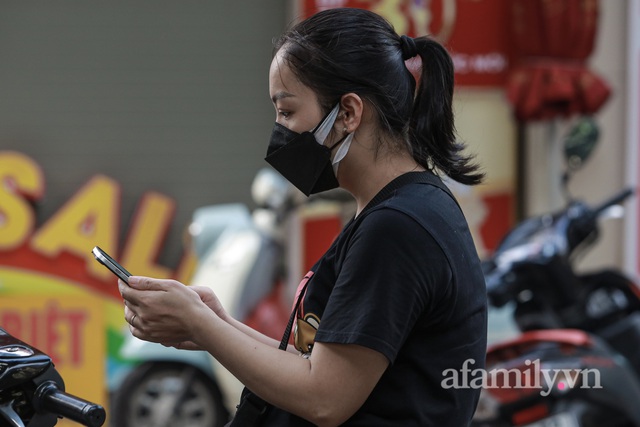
xmin=271 ymin=91 xmax=295 ymax=104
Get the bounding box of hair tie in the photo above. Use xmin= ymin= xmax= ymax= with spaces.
xmin=400 ymin=35 xmax=418 ymax=60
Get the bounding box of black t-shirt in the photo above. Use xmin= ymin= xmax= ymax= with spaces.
xmin=261 ymin=171 xmax=487 ymax=426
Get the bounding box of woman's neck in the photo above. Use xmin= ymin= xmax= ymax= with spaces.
xmin=342 ymin=150 xmax=425 ymax=215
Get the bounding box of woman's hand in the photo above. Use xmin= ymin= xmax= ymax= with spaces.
xmin=189 ymin=285 xmax=229 ymax=321
xmin=119 ymin=276 xmax=215 ymax=347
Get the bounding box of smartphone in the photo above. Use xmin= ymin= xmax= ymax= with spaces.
xmin=92 ymin=246 xmax=132 ymax=284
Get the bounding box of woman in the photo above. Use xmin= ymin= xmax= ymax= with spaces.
xmin=119 ymin=8 xmax=487 ymax=426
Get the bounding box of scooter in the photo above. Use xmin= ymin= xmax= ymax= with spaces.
xmin=109 ymin=168 xmax=349 ymax=427
xmin=473 ymin=118 xmax=640 ymax=426
xmin=0 ymin=327 xmax=105 ymax=427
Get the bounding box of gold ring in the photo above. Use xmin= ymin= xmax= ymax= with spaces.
xmin=130 ymin=313 xmax=137 ymax=327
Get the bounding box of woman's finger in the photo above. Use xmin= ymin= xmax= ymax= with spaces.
xmin=128 ymin=276 xmax=180 ymax=291
xmin=123 ymin=304 xmax=133 ymax=323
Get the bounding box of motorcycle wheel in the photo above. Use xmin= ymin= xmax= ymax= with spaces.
xmin=111 ymin=361 xmax=229 ymax=427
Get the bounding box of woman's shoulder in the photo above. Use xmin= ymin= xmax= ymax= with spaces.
xmin=366 ymin=180 xmax=463 ymax=225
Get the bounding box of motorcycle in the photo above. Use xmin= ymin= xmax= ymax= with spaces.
xmin=109 ymin=168 xmax=349 ymax=427
xmin=0 ymin=327 xmax=105 ymax=427
xmin=473 ymin=117 xmax=640 ymax=427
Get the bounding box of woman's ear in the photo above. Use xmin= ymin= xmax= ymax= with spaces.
xmin=338 ymin=93 xmax=363 ymax=134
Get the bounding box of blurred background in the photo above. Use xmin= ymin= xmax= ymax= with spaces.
xmin=0 ymin=1 xmax=637 ymax=426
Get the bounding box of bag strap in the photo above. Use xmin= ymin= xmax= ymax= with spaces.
xmin=278 ymin=277 xmax=310 ymax=350
xmin=228 ymin=279 xmax=310 ymax=426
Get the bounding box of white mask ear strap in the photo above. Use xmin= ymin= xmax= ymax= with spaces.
xmin=332 ymin=132 xmax=353 ymax=166
xmin=332 ymin=132 xmax=354 ymax=175
xmin=312 ymin=104 xmax=341 ymax=145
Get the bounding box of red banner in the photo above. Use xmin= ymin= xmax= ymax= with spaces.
xmin=297 ymin=0 xmax=512 ymax=87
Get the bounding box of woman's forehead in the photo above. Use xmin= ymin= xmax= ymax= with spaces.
xmin=269 ymin=53 xmax=315 ymax=103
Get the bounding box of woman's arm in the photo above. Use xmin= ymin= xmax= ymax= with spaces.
xmin=120 ymin=276 xmax=388 ymax=427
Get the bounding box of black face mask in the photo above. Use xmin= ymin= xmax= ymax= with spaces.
xmin=265 ymin=106 xmax=347 ymax=196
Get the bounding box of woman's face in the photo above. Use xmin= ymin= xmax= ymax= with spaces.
xmin=269 ymin=49 xmax=323 ymax=134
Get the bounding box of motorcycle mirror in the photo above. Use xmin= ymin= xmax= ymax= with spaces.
xmin=251 ymin=168 xmax=293 ymax=211
xmin=563 ymin=117 xmax=600 ymax=172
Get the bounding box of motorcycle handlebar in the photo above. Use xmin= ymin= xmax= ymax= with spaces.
xmin=592 ymin=187 xmax=635 ymax=217
xmin=34 ymin=381 xmax=106 ymax=427
xmin=568 ymin=188 xmax=635 ymax=248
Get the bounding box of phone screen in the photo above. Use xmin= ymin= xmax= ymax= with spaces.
xmin=92 ymin=246 xmax=132 ymax=284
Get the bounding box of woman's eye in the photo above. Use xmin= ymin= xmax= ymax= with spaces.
xmin=276 ymin=107 xmax=291 ymax=119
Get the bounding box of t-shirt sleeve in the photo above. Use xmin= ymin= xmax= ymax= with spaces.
xmin=313 ymin=207 xmax=452 ymax=363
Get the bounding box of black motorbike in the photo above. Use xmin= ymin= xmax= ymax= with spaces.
xmin=473 ymin=118 xmax=640 ymax=426
xmin=0 ymin=328 xmax=105 ymax=427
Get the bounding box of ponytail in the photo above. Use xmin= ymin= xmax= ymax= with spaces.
xmin=409 ymin=37 xmax=484 ymax=186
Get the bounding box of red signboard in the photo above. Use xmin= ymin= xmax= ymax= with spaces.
xmin=297 ymin=0 xmax=512 ymax=87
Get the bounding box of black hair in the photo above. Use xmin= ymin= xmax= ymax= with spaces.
xmin=273 ymin=7 xmax=484 ymax=186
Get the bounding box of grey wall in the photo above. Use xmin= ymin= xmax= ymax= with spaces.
xmin=0 ymin=1 xmax=288 ymax=265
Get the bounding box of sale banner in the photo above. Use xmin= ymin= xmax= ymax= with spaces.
xmin=0 ymin=150 xmax=198 ymax=424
